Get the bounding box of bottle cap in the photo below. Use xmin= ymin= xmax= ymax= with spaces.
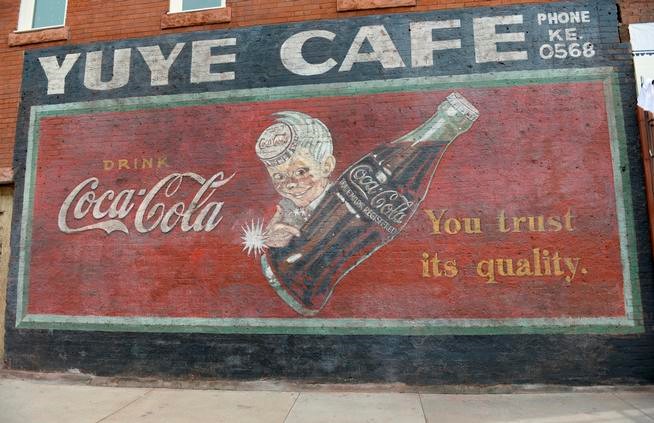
xmin=256 ymin=122 xmax=299 ymax=167
xmin=446 ymin=92 xmax=480 ymax=121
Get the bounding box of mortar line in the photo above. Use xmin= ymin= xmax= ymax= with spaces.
xmin=610 ymin=391 xmax=654 ymax=421
xmin=94 ymin=388 xmax=155 ymax=423
xmin=283 ymin=391 xmax=301 ymax=423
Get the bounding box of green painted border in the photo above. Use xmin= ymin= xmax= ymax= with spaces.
xmin=604 ymin=74 xmax=643 ymax=324
xmin=16 ymin=67 xmax=645 ymax=335
xmin=16 ymin=314 xmax=642 ymax=335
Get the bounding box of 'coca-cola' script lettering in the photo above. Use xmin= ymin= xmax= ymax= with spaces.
xmin=58 ymin=172 xmax=235 ymax=235
xmin=347 ymin=165 xmax=413 ymax=225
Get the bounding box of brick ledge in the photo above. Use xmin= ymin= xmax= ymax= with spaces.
xmin=337 ymin=0 xmax=417 ymax=11
xmin=8 ymin=26 xmax=69 ymax=47
xmin=161 ymin=7 xmax=232 ymax=29
xmin=0 ymin=168 xmax=13 ymax=184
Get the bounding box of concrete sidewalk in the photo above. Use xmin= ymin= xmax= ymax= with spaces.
xmin=1 ymin=377 xmax=653 ymax=423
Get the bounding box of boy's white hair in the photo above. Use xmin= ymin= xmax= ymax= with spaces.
xmin=256 ymin=111 xmax=333 ymax=167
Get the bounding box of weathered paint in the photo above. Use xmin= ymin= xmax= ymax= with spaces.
xmin=14 ymin=69 xmax=642 ymax=335
xmin=4 ymin=0 xmax=653 ymax=383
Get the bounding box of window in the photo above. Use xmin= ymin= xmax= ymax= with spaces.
xmin=169 ymin=0 xmax=225 ymax=13
xmin=162 ymin=0 xmax=231 ymax=28
xmin=17 ymin=0 xmax=68 ymax=31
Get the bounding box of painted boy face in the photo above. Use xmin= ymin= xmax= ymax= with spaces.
xmin=266 ymin=150 xmax=335 ymax=208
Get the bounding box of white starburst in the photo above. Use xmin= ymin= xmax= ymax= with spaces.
xmin=241 ymin=219 xmax=268 ymax=257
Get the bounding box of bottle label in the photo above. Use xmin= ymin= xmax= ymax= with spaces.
xmin=336 ymin=156 xmax=414 ymax=236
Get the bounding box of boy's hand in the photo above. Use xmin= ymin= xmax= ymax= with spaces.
xmin=265 ymin=206 xmax=301 ymax=248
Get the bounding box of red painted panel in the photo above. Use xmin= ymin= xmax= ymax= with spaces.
xmin=27 ymin=82 xmax=624 ymax=319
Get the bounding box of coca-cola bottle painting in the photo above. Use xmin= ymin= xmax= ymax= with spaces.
xmin=244 ymin=93 xmax=479 ymax=316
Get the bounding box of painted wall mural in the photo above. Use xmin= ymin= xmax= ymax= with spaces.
xmin=10 ymin=0 xmax=645 ymax=336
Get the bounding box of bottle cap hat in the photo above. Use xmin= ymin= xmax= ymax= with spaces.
xmin=255 ymin=122 xmax=299 ymax=167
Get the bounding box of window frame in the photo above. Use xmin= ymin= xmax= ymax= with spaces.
xmin=17 ymin=0 xmax=68 ymax=32
xmin=169 ymin=0 xmax=226 ymax=14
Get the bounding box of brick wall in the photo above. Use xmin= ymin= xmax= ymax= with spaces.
xmin=0 ymin=0 xmax=581 ymax=173
xmin=2 ymin=0 xmax=652 ymax=172
xmin=620 ymin=0 xmax=654 ymax=25
xmin=617 ymin=0 xmax=654 ymax=41
xmin=3 ymin=0 xmax=653 ymax=384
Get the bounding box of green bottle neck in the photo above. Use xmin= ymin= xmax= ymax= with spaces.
xmin=393 ymin=94 xmax=478 ymax=144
